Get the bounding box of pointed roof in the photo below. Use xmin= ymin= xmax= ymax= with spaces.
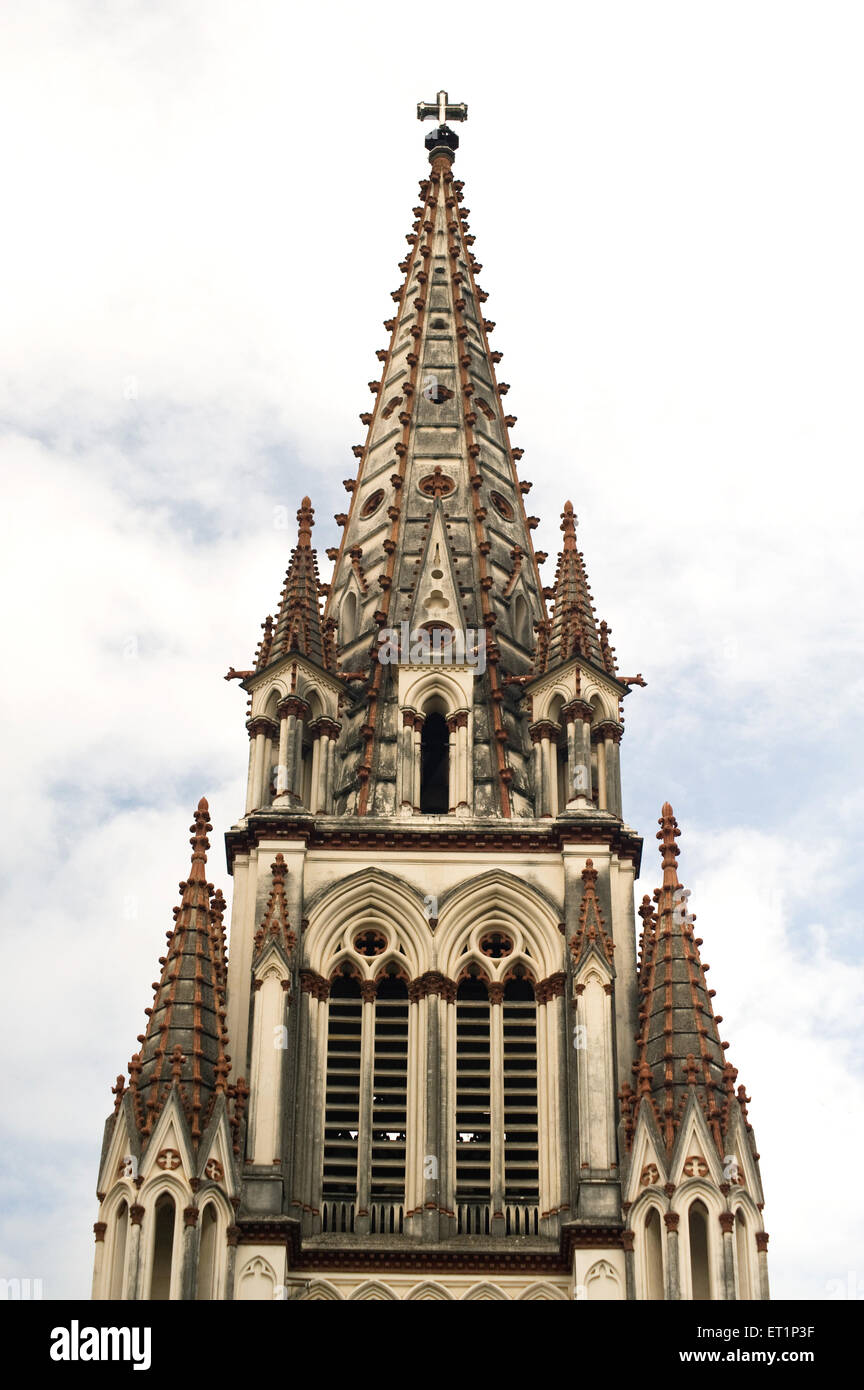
xmin=623 ymin=803 xmax=739 ymax=1156
xmin=252 ymin=853 xmax=297 ymax=962
xmin=570 ymin=859 xmax=615 ymax=972
xmin=255 ymin=498 xmax=331 ymax=673
xmin=542 ymin=501 xmax=616 ymax=676
xmin=321 ymin=128 xmax=550 ymax=813
xmin=122 ymin=798 xmax=231 ymax=1146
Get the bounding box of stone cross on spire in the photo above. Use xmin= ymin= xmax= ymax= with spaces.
xmin=416 ymin=89 xmax=468 ymax=124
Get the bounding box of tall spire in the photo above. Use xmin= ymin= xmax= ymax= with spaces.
xmin=542 ymin=501 xmax=616 ymax=676
xmin=624 ymin=803 xmax=741 ymax=1156
xmin=255 ymin=497 xmax=331 ymax=672
xmin=323 ymin=94 xmax=549 ymax=815
xmin=123 ymin=798 xmax=231 ymax=1145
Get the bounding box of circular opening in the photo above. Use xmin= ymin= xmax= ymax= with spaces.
xmin=360 ymin=488 xmax=385 ymax=518
xmin=490 ymin=491 xmax=514 ymax=520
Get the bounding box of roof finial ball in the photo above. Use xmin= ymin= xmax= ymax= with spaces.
xmin=417 ymin=89 xmax=468 ymax=167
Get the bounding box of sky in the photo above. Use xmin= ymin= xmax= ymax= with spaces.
xmin=1 ymin=0 xmax=862 ymax=1302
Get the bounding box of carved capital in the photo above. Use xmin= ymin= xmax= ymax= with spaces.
xmin=755 ymin=1231 xmax=770 ymax=1253
xmin=408 ymin=971 xmax=457 ymax=1004
xmin=663 ymin=1212 xmax=680 ymax=1233
xmin=719 ymin=1211 xmax=735 ymax=1234
xmin=93 ymin=1222 xmax=108 ymax=1243
xmin=129 ymin=1204 xmax=146 ymax=1227
xmin=621 ymin=1230 xmax=636 ymax=1253
xmin=183 ymin=1205 xmax=199 ymax=1228
xmin=300 ymin=969 xmax=330 ymax=1001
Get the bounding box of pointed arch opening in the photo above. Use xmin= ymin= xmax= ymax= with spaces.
xmin=420 ymin=710 xmax=449 ymax=813
xmin=340 ymin=591 xmax=359 ymax=647
xmin=149 ymin=1193 xmax=176 ymax=1300
xmin=512 ymin=594 xmax=530 ymax=648
xmin=109 ymin=1200 xmax=128 ymax=1300
xmin=644 ymin=1206 xmax=665 ymax=1300
xmin=688 ymin=1200 xmax=711 ymax=1300
xmin=735 ymin=1208 xmax=753 ymax=1300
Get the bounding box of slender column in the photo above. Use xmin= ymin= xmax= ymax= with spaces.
xmin=446 ymin=714 xmax=458 ymax=812
xmin=127 ymin=1205 xmax=145 ymax=1300
xmin=597 ymin=721 xmax=623 ymax=817
xmin=355 ymin=980 xmax=377 ymax=1234
xmin=455 ymin=711 xmax=469 ymax=811
xmin=412 ymin=713 xmax=425 ymax=811
xmin=565 ymin=714 xmax=578 ymax=805
xmin=91 ymin=1222 xmax=106 ymax=1299
xmin=664 ymin=1212 xmax=681 ymax=1300
xmin=622 ymin=1229 xmax=637 ymax=1300
xmin=224 ymin=1227 xmax=238 ymax=1301
xmin=398 ymin=710 xmax=415 ymax=810
xmin=466 ymin=708 xmax=474 ymax=811
xmin=593 ymin=730 xmax=607 ymax=810
xmin=756 ymin=1232 xmax=770 ymax=1299
xmin=532 ymin=733 xmax=544 ymax=814
xmin=249 ymin=721 xmax=269 ymax=811
xmin=274 ymin=706 xmax=291 ymax=799
xmin=313 ymin=718 xmax=339 ymax=814
xmin=423 ymin=989 xmax=441 ymax=1240
xmin=244 ymin=724 xmax=257 ymax=813
xmin=308 ymin=724 xmax=323 ymax=813
xmin=529 ymin=721 xmax=555 ymax=816
xmin=535 ymin=992 xmax=551 ymax=1224
xmin=181 ymin=1206 xmax=199 ymax=1300
xmin=489 ymin=983 xmax=505 ymax=1234
xmin=720 ymin=1210 xmax=736 ymax=1299
xmin=323 ymin=725 xmax=337 ymax=812
xmin=404 ymin=985 xmax=423 ymax=1231
xmin=546 ymin=733 xmax=558 ymax=816
xmin=305 ymin=975 xmax=330 ymax=1233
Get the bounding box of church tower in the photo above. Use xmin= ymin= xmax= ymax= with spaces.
xmin=91 ymin=96 xmax=769 ymax=1302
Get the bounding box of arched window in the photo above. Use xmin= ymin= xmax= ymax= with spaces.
xmin=321 ymin=962 xmax=410 ymax=1234
xmin=197 ymin=1203 xmax=218 ymax=1300
xmin=688 ymin=1200 xmax=711 ymax=1300
xmin=322 ymin=968 xmax=362 ymax=1212
xmin=371 ymin=971 xmax=409 ymax=1226
xmin=455 ymin=965 xmax=539 ymax=1232
xmin=512 ymin=594 xmax=530 ymax=648
xmin=644 ymin=1206 xmax=665 ymax=1300
xmin=456 ymin=970 xmax=492 ymax=1212
xmin=149 ymin=1193 xmax=176 ymax=1300
xmin=340 ymin=591 xmax=359 ymax=647
xmin=420 ymin=711 xmax=449 ymax=813
xmin=735 ymin=1209 xmax=752 ymax=1300
xmin=109 ymin=1201 xmax=128 ymax=1299
xmin=502 ymin=974 xmax=539 ymax=1209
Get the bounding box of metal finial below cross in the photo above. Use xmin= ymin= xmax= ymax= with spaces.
xmin=417 ymin=90 xmax=468 ymax=125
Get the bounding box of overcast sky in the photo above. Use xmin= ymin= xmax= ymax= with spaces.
xmin=1 ymin=0 xmax=862 ymax=1301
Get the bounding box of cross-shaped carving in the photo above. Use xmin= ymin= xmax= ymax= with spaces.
xmin=479 ymin=931 xmax=513 ymax=959
xmin=417 ymin=90 xmax=468 ymax=125
xmin=354 ymin=929 xmax=387 ymax=957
